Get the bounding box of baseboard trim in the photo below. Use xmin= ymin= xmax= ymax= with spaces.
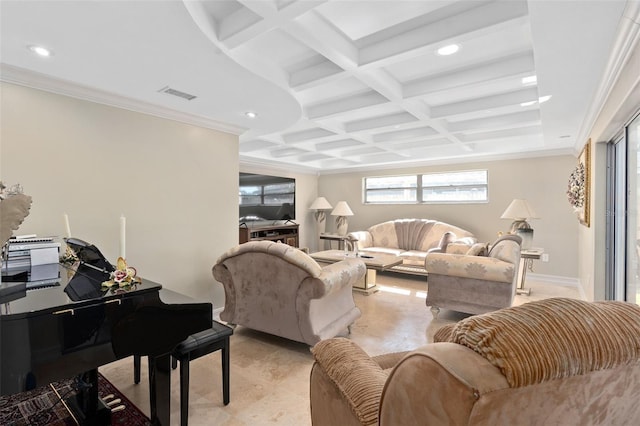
xmin=527 ymin=273 xmax=580 ymax=288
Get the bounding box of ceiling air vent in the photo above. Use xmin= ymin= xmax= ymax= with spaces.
xmin=158 ymin=86 xmax=197 ymax=101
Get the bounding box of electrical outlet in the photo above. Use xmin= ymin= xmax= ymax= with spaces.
xmin=541 ymin=253 xmax=549 ymax=262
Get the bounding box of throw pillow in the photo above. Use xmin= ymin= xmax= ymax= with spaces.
xmin=436 ymin=231 xmax=455 ymax=252
xmin=466 ymin=243 xmax=488 ymax=256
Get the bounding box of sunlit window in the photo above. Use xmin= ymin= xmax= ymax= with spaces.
xmin=364 ymin=170 xmax=488 ymax=204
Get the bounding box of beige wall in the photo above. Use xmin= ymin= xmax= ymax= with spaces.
xmin=319 ymin=156 xmax=580 ymax=279
xmin=0 ymin=83 xmax=238 ymax=309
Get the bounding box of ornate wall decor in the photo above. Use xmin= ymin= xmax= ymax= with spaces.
xmin=567 ymin=140 xmax=591 ymax=227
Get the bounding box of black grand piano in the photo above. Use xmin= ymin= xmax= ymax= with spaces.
xmin=0 ymin=239 xmax=212 ymax=425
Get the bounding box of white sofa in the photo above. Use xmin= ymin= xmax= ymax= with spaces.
xmin=347 ymin=219 xmax=476 ymax=276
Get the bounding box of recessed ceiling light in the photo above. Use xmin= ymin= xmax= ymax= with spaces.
xmin=28 ymin=45 xmax=52 ymax=57
xmin=437 ymin=44 xmax=460 ymax=56
xmin=522 ymin=75 xmax=537 ymax=85
xmin=245 ymin=111 xmax=257 ymax=119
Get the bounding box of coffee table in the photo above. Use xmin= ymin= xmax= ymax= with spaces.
xmin=310 ymin=250 xmax=403 ymax=294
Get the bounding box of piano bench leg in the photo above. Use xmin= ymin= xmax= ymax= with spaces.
xmin=134 ymin=355 xmax=141 ymax=384
xmin=134 ymin=354 xmax=178 ymax=384
xmin=134 ymin=322 xmax=233 ymax=426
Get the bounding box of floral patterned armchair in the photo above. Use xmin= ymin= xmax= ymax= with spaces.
xmin=213 ymin=241 xmax=366 ymax=345
xmin=424 ymin=235 xmax=522 ymax=318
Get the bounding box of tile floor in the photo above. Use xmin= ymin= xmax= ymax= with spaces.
xmin=99 ymin=273 xmax=581 ymax=425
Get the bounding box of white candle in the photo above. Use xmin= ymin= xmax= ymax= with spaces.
xmin=120 ymin=215 xmax=126 ymax=260
xmin=63 ymin=213 xmax=71 ymax=238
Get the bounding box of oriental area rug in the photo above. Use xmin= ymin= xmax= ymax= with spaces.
xmin=0 ymin=373 xmax=150 ymax=426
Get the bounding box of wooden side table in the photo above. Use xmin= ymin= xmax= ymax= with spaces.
xmin=517 ymin=248 xmax=544 ymax=295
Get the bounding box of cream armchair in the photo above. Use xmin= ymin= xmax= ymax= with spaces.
xmin=424 ymin=234 xmax=521 ymax=318
xmin=310 ymin=298 xmax=640 ymax=426
xmin=212 ymin=241 xmax=366 ymax=346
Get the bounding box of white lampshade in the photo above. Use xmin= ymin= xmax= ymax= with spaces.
xmin=309 ymin=197 xmax=332 ymax=210
xmin=331 ymin=201 xmax=353 ymax=236
xmin=330 ymin=201 xmax=354 ymax=217
xmin=500 ymin=199 xmax=538 ymax=220
xmin=501 ymin=199 xmax=538 ymax=235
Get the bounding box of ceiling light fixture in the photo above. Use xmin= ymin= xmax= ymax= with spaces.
xmin=245 ymin=111 xmax=257 ymax=119
xmin=28 ymin=45 xmax=51 ymax=57
xmin=437 ymin=44 xmax=460 ymax=56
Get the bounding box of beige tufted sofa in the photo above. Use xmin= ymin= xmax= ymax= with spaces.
xmin=212 ymin=240 xmax=366 ymax=346
xmin=310 ymin=298 xmax=640 ymax=426
xmin=424 ymin=234 xmax=522 ymax=318
xmin=347 ymin=219 xmax=475 ymax=276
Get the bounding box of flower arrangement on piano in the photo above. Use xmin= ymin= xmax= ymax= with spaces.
xmin=102 ymin=257 xmax=141 ymax=289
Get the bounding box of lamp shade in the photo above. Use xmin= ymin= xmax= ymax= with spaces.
xmin=331 ymin=201 xmax=354 ymax=217
xmin=309 ymin=197 xmax=332 ymax=210
xmin=500 ymin=199 xmax=538 ymax=220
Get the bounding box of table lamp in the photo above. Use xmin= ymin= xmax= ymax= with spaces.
xmin=500 ymin=198 xmax=538 ymax=249
xmin=331 ymin=201 xmax=354 ymax=236
xmin=309 ymin=197 xmax=332 ymax=234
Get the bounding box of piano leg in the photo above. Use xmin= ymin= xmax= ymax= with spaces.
xmin=64 ymin=369 xmax=111 ymax=425
xmin=148 ymin=353 xmax=172 ymax=426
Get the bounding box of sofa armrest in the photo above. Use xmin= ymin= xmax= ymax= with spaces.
xmin=311 ymin=338 xmax=389 ymax=426
xmin=425 ymin=253 xmax=516 ymax=283
xmin=379 ymin=342 xmax=508 ymax=426
xmin=347 ymin=231 xmax=373 ymax=249
xmin=310 ymin=258 xmax=366 ymax=298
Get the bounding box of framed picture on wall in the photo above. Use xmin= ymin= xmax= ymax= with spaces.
xmin=578 ymin=140 xmax=591 ymax=227
xmin=567 ymin=139 xmax=591 ymax=227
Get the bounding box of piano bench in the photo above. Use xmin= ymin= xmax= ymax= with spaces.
xmin=133 ymin=321 xmax=234 ymax=426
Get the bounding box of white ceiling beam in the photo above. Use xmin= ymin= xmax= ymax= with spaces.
xmin=220 ymin=0 xmax=327 ymax=48
xmin=283 ymin=10 xmax=358 ymax=70
xmin=359 ymin=0 xmax=529 ymax=67
xmin=431 ymin=87 xmax=539 ymax=118
xmin=290 ymin=60 xmax=345 ymax=88
xmin=457 ymin=125 xmax=542 ymax=142
xmin=282 ymin=127 xmax=336 ymax=143
xmin=345 ymin=112 xmax=418 ymax=132
xmin=373 ymin=126 xmax=439 ymax=143
xmin=306 ymin=91 xmax=388 ymax=119
xmin=404 ymin=52 xmax=535 ymax=98
xmin=449 ymin=110 xmax=541 ymax=133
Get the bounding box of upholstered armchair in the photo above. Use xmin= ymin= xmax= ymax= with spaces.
xmin=424 ymin=234 xmax=521 ymax=318
xmin=212 ymin=241 xmax=365 ymax=346
xmin=310 ymin=298 xmax=640 ymax=426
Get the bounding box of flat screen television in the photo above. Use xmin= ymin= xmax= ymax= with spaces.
xmin=239 ymin=172 xmax=295 ymax=222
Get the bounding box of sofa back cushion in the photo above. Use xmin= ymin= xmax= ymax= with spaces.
xmin=442 ymin=298 xmax=640 ymax=388
xmin=367 ymin=219 xmax=475 ymax=251
xmin=216 ymin=240 xmax=322 ymax=277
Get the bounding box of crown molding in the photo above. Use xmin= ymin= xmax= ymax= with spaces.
xmin=0 ymin=63 xmax=245 ymax=135
xmin=575 ymin=1 xmax=640 ymax=149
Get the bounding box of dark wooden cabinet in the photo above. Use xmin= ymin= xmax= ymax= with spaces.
xmin=239 ymin=223 xmax=299 ymax=247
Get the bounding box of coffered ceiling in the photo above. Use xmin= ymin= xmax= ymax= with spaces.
xmin=0 ymin=0 xmax=632 ymax=173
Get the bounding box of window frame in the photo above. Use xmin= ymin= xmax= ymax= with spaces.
xmin=363 ymin=169 xmax=489 ymax=205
